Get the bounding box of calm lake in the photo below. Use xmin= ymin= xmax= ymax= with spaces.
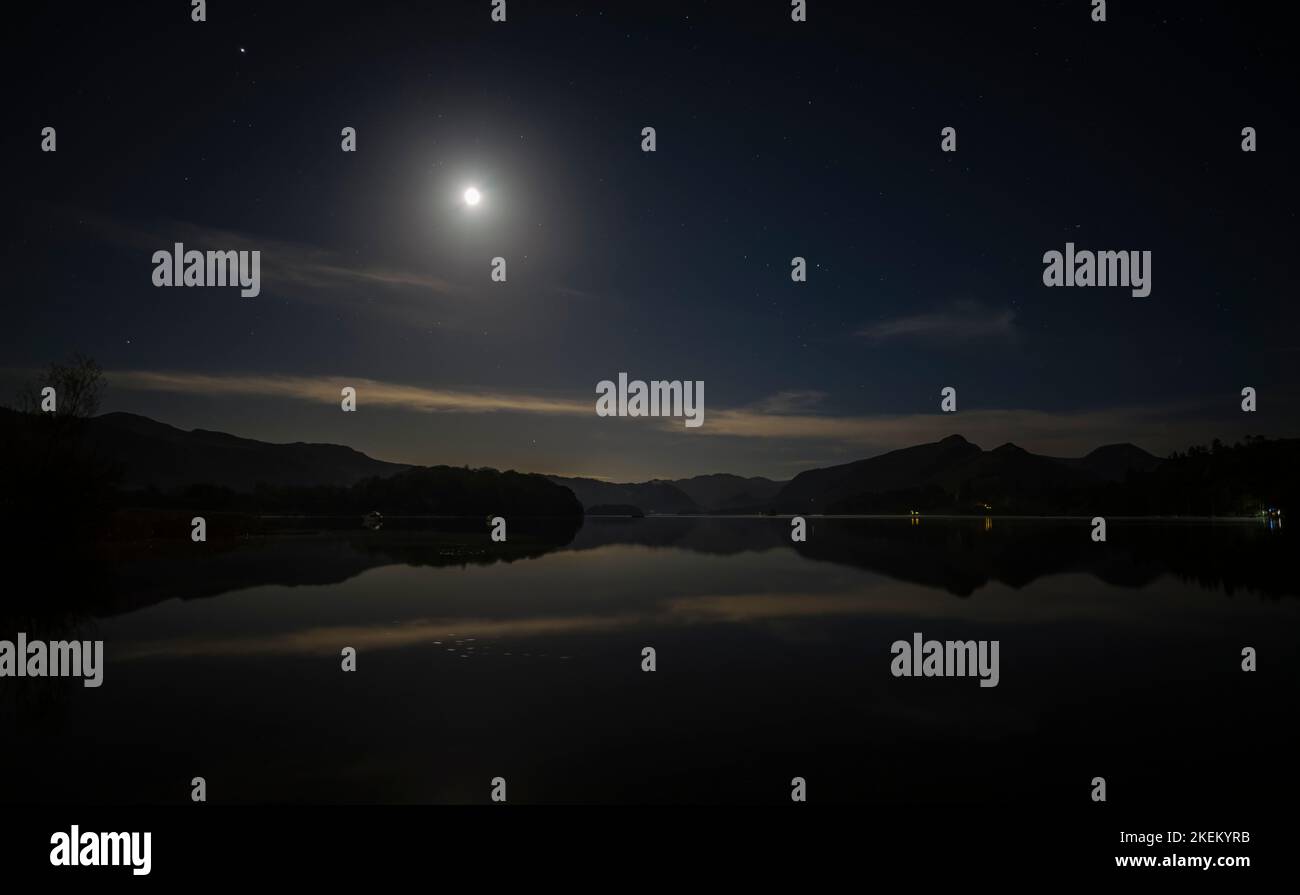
xmin=3 ymin=516 xmax=1296 ymax=806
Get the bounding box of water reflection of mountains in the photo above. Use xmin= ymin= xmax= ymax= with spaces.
xmin=568 ymin=516 xmax=1294 ymax=599
xmin=20 ymin=516 xmax=1295 ymax=625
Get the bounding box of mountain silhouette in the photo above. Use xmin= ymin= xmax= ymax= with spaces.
xmin=775 ymin=434 xmax=983 ymax=513
xmin=6 ymin=408 xmax=1289 ymax=519
xmin=1060 ymin=443 xmax=1164 ymax=481
xmin=84 ymin=411 xmax=409 ymax=491
xmin=546 ymin=476 xmax=699 ymax=514
xmin=771 ymin=435 xmax=1163 ymax=514
xmin=0 ymin=408 xmax=578 ymax=523
xmin=547 ymin=472 xmax=787 ymax=513
xmin=659 ymin=473 xmax=787 ymax=512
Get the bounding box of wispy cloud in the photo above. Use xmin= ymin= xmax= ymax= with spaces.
xmin=110 ymin=370 xmax=592 ymax=416
xmin=70 ymin=207 xmax=460 ymax=303
xmin=106 ymin=368 xmax=1239 ymax=458
xmin=857 ymin=300 xmax=1016 ymax=344
xmin=750 ymin=390 xmax=827 ymax=414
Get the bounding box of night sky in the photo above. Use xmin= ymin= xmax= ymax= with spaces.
xmin=8 ymin=1 xmax=1296 ymax=481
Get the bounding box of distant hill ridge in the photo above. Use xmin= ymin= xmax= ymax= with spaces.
xmin=546 ymin=472 xmax=788 ymax=514
xmin=0 ymin=408 xmax=581 ymax=518
xmin=10 ymin=408 xmax=1287 ymax=517
xmin=75 ymin=413 xmax=1163 ymax=513
xmin=772 ymin=434 xmax=1163 ymax=514
xmin=87 ymin=411 xmax=410 ymax=492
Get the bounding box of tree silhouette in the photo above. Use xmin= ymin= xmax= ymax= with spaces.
xmin=15 ymin=352 xmax=105 ymax=419
xmin=1 ymin=353 xmax=119 ymax=552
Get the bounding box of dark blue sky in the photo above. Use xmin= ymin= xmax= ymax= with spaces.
xmin=7 ymin=1 xmax=1296 ymax=479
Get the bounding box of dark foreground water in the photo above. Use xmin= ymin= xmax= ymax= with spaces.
xmin=2 ymin=516 xmax=1296 ymax=806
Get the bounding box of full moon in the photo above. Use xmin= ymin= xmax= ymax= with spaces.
xmin=463 ymin=187 xmax=481 ymax=206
